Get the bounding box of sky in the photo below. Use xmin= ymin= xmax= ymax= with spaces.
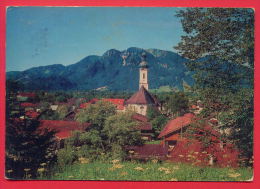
xmin=6 ymin=7 xmax=185 ymax=72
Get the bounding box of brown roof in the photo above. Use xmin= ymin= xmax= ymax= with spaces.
xmin=132 ymin=113 xmax=152 ymax=131
xmin=125 ymin=144 xmax=167 ymax=160
xmin=125 ymin=86 xmax=159 ymax=105
xmin=158 ymin=113 xmax=195 ymax=138
xmin=136 ymin=122 xmax=152 ymax=131
xmin=132 ymin=113 xmax=148 ymax=122
xmin=39 ymin=120 xmax=91 ymax=139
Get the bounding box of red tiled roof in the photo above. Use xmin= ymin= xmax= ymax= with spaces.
xmin=20 ymin=102 xmax=38 ymax=107
xmin=17 ymin=92 xmax=36 ymax=98
xmin=80 ymin=98 xmax=125 ymax=110
xmin=103 ymin=98 xmax=125 ymax=110
xmin=158 ymin=113 xmax=195 ymax=138
xmin=79 ymin=98 xmax=99 ymax=109
xmin=39 ymin=120 xmax=91 ymax=139
xmin=79 ymin=102 xmax=91 ymax=109
xmin=125 ymin=86 xmax=159 ymax=105
xmin=190 ymin=105 xmax=199 ymax=109
xmin=25 ymin=111 xmax=40 ymax=119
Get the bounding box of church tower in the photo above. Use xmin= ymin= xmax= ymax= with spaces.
xmin=139 ymin=52 xmax=149 ymax=90
xmin=125 ymin=52 xmax=160 ymax=116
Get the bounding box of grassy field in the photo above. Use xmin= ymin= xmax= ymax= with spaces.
xmin=40 ymin=160 xmax=253 ymax=181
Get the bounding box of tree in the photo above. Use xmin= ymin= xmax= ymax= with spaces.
xmin=165 ymin=92 xmax=189 ymax=116
xmin=175 ymin=8 xmax=254 ymax=69
xmin=175 ymin=8 xmax=254 ymax=102
xmin=75 ymin=100 xmax=116 ymax=130
xmin=147 ymin=106 xmax=168 ymax=138
xmin=56 ymin=104 xmax=70 ymax=120
xmin=103 ymin=112 xmax=143 ymax=159
xmin=175 ymin=8 xmax=254 ymax=165
xmin=6 ymin=119 xmax=57 ymax=179
xmin=218 ymin=89 xmax=253 ymax=165
xmin=67 ymin=103 xmax=143 ymax=160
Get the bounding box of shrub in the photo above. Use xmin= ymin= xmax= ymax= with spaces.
xmin=169 ymin=140 xmax=239 ymax=167
xmin=57 ymin=146 xmax=77 ymax=169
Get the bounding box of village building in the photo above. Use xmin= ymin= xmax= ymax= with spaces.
xmin=125 ymin=52 xmax=160 ymax=116
xmin=158 ymin=113 xmax=221 ymax=151
xmin=17 ymin=92 xmax=36 ymax=102
xmin=158 ymin=113 xmax=195 ymax=148
xmin=131 ymin=113 xmax=153 ymax=141
xmin=125 ymin=144 xmax=168 ymax=161
xmin=79 ymin=98 xmax=125 ymax=112
xmin=39 ymin=120 xmax=91 ymax=148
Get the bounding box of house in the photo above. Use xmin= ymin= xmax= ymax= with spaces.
xmin=125 ymin=144 xmax=168 ymax=161
xmin=39 ymin=120 xmax=91 ymax=140
xmin=20 ymin=102 xmax=38 ymax=111
xmin=79 ymin=98 xmax=125 ymax=112
xmin=17 ymin=92 xmax=36 ymax=102
xmin=79 ymin=98 xmax=99 ymax=109
xmin=50 ymin=105 xmax=59 ymax=111
xmin=102 ymin=98 xmax=125 ymax=112
xmin=25 ymin=110 xmax=40 ymax=119
xmin=132 ymin=113 xmax=153 ymax=141
xmin=158 ymin=113 xmax=195 ymax=147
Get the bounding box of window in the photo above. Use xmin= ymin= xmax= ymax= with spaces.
xmin=143 ymin=73 xmax=145 ymax=79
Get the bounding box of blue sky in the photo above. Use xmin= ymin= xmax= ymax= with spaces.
xmin=6 ymin=7 xmax=184 ymax=71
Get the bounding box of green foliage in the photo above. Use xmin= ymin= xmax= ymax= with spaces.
xmin=184 ymin=119 xmax=218 ymax=148
xmin=146 ymin=106 xmax=161 ymax=121
xmin=57 ymin=146 xmax=77 ymax=168
xmin=67 ymin=130 xmax=103 ymax=149
xmin=165 ymin=92 xmax=189 ymax=116
xmin=175 ymin=8 xmax=254 ymax=165
xmin=147 ymin=106 xmax=168 ymax=138
xmin=5 ymin=119 xmax=57 ymax=179
xmin=56 ymin=105 xmax=70 ymax=120
xmin=175 ymin=8 xmax=254 ymax=108
xmin=6 ymin=79 xmax=24 ymax=95
xmin=150 ymin=115 xmax=168 ymax=138
xmin=67 ymin=103 xmax=143 ymax=161
xmin=175 ymin=8 xmax=254 ymax=69
xmin=103 ymin=112 xmax=143 ymax=147
xmin=75 ymin=100 xmax=116 ymax=130
xmin=219 ymin=89 xmax=253 ymax=164
xmin=41 ymin=161 xmax=252 ymax=181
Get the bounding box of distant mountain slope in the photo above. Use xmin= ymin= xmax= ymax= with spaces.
xmin=6 ymin=47 xmax=194 ymax=91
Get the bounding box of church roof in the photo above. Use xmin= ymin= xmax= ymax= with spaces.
xmin=125 ymin=86 xmax=159 ymax=105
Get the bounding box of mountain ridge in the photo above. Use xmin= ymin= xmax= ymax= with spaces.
xmin=6 ymin=47 xmax=194 ymax=91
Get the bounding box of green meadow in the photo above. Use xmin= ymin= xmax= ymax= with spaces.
xmin=39 ymin=160 xmax=253 ymax=181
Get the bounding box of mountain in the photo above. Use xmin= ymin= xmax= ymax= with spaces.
xmin=6 ymin=47 xmax=194 ymax=91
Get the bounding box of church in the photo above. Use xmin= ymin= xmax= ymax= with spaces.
xmin=125 ymin=52 xmax=160 ymax=116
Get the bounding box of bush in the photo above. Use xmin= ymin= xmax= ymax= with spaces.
xmin=57 ymin=146 xmax=77 ymax=169
xmin=5 ymin=119 xmax=57 ymax=179
xmin=169 ymin=140 xmax=239 ymax=167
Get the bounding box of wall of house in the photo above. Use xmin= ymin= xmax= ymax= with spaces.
xmin=126 ymin=104 xmax=148 ymax=116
